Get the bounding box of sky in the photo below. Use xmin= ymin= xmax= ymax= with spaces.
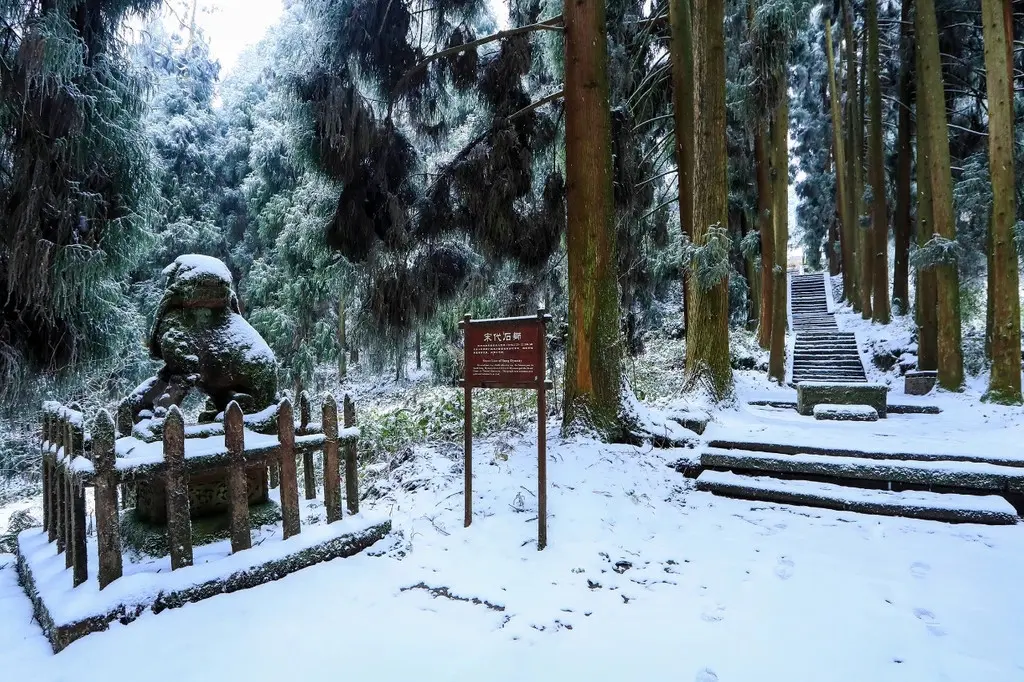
xmin=158 ymin=0 xmax=285 ymax=76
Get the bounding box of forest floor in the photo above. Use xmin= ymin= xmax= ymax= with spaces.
xmin=1 ymin=313 xmax=1023 ymax=681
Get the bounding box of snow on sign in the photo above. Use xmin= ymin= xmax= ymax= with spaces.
xmin=460 ymin=310 xmax=552 ymax=550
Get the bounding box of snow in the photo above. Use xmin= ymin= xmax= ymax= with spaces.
xmin=3 ymin=421 xmax=1024 ymax=680
xmin=164 ymin=254 xmax=233 ymax=284
xmin=705 ymin=446 xmax=1024 ymax=484
xmin=218 ymin=312 xmax=276 ymax=364
xmin=813 ymin=403 xmax=878 ymax=417
xmin=697 ymin=470 xmax=1019 ymax=517
xmin=4 ymin=323 xmax=1024 ymax=679
xmin=17 ymin=506 xmax=387 ymax=627
xmin=798 ymin=380 xmax=889 ymax=390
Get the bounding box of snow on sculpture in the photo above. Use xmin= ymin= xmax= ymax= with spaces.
xmin=128 ymin=255 xmax=278 ymax=422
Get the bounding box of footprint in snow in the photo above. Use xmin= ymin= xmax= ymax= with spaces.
xmin=910 ymin=562 xmax=930 ymax=579
xmin=775 ymin=556 xmax=795 ymax=580
xmin=696 ymin=669 xmax=719 ymax=682
xmin=701 ymin=604 xmax=726 ymax=623
xmin=913 ymin=608 xmax=946 ymax=637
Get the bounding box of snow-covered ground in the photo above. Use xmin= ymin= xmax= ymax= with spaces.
xmin=2 ymin=315 xmax=1023 ymax=681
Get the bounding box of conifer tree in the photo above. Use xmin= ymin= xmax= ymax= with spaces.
xmin=980 ymin=0 xmax=1021 ymax=403
xmin=866 ymin=0 xmax=889 ymax=323
xmin=916 ymin=0 xmax=963 ymax=389
xmin=562 ymin=0 xmax=625 ymax=436
xmin=685 ymin=0 xmax=732 ymax=399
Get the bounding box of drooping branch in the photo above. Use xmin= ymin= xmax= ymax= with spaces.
xmin=419 ymin=89 xmax=565 ymax=204
xmin=393 ymin=15 xmax=565 ymax=98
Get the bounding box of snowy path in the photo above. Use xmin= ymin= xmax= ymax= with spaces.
xmin=3 ymin=425 xmax=1024 ymax=681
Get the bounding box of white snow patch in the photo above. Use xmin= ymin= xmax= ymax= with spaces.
xmin=164 ymin=254 xmax=233 ymax=284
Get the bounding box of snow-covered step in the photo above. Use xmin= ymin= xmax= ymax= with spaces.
xmin=706 ymin=438 xmax=1015 ymax=465
xmin=694 ymin=471 xmax=1019 ymax=524
xmin=813 ymin=404 xmax=877 ymax=421
xmin=701 ymin=447 xmax=1024 ymax=494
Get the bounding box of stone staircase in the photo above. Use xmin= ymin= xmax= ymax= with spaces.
xmin=789 ymin=273 xmax=867 ymax=384
xmin=690 ymin=439 xmax=1023 ymax=525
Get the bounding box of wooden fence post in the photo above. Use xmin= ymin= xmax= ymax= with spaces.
xmin=343 ymin=394 xmax=358 ymax=515
xmin=117 ymin=397 xmax=134 ymax=509
xmin=277 ymin=398 xmax=301 ymax=538
xmin=41 ymin=412 xmax=51 ymax=535
xmin=93 ymin=409 xmax=123 ymax=588
xmin=300 ymin=391 xmax=315 ymax=499
xmin=71 ymin=477 xmax=88 ymax=586
xmin=64 ymin=420 xmax=74 ymax=568
xmin=164 ymin=406 xmax=193 ymax=569
xmin=322 ymin=394 xmax=341 ymax=523
xmin=55 ymin=422 xmax=66 ymax=553
xmin=225 ymin=402 xmax=251 ymax=552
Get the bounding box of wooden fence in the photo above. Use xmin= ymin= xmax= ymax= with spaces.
xmin=39 ymin=393 xmax=360 ymax=590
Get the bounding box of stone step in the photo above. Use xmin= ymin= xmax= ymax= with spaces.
xmin=706 ymin=438 xmax=1005 ymax=465
xmin=701 ymin=447 xmax=1024 ymax=494
xmin=793 ymin=357 xmax=863 ymax=364
xmin=694 ymin=471 xmax=1019 ymax=524
xmin=793 ymin=362 xmax=864 ymax=367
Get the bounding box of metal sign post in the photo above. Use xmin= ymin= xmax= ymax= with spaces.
xmin=460 ymin=308 xmax=551 ymax=550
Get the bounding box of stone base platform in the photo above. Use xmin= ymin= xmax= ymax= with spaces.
xmin=17 ymin=515 xmax=391 ymax=653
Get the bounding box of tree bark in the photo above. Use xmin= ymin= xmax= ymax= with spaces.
xmin=768 ymin=94 xmax=789 ymax=385
xmin=857 ymin=24 xmax=873 ymax=320
xmin=755 ymin=122 xmax=774 ymax=350
xmin=825 ymin=20 xmax=853 ymax=302
xmin=914 ymin=14 xmax=938 ymax=371
xmin=338 ymin=297 xmax=347 ymax=379
xmin=842 ymin=0 xmax=861 ymax=311
xmin=867 ymin=0 xmax=890 ymax=323
xmin=684 ymin=0 xmax=732 ymax=399
xmin=742 ymin=210 xmax=761 ymax=329
xmin=562 ymin=0 xmax=624 ymax=436
xmin=670 ymin=0 xmax=694 ymax=335
xmin=981 ymin=0 xmax=1022 ymax=402
xmin=917 ymin=0 xmax=964 ymax=389
xmin=892 ymin=0 xmax=914 ymax=315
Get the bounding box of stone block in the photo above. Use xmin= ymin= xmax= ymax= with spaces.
xmin=812 ymin=404 xmax=879 ymax=421
xmin=904 ymin=370 xmax=937 ymax=396
xmin=796 ymin=381 xmax=889 ymax=418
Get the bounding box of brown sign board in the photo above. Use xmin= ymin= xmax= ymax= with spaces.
xmin=460 ymin=310 xmax=550 ymax=550
xmin=462 ymin=315 xmax=547 ymax=389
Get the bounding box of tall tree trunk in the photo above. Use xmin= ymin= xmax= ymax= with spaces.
xmin=338 ymin=297 xmax=347 ymax=379
xmin=685 ymin=0 xmax=732 ymax=399
xmin=562 ymin=0 xmax=624 ymax=436
xmin=914 ymin=22 xmax=938 ymax=371
xmin=857 ymin=24 xmax=873 ymax=319
xmin=825 ymin=20 xmax=853 ymax=300
xmin=751 ymin=0 xmax=774 ymax=349
xmin=742 ymin=210 xmax=761 ymax=329
xmin=755 ymin=124 xmax=775 ymax=349
xmin=842 ymin=4 xmax=861 ymax=311
xmin=415 ymin=328 xmax=422 ymax=370
xmin=867 ymin=0 xmax=890 ymax=323
xmin=917 ymin=0 xmax=963 ymax=389
xmin=670 ymin=0 xmax=694 ymax=335
xmin=892 ymin=0 xmax=914 ymax=315
xmin=982 ymin=0 xmax=1022 ymax=403
xmin=768 ymin=94 xmax=789 ymax=385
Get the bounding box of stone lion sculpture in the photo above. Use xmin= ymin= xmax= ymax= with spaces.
xmin=129 ymin=255 xmax=278 ymax=423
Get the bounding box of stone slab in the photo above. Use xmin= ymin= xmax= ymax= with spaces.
xmin=695 ymin=470 xmax=1018 ymax=524
xmin=796 ymin=381 xmax=887 ymax=417
xmin=701 ymin=447 xmax=1024 ymax=494
xmin=813 ymin=404 xmax=879 ymax=421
